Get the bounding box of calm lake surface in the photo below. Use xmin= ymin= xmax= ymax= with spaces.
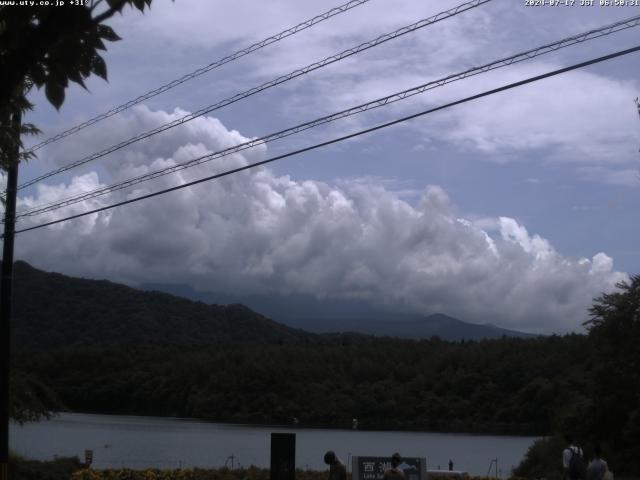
xmin=11 ymin=413 xmax=539 ymax=476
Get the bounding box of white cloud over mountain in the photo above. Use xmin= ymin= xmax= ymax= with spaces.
xmin=12 ymin=107 xmax=628 ymax=334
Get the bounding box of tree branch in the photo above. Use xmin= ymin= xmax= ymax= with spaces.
xmin=90 ymin=0 xmax=105 ymax=12
xmin=92 ymin=0 xmax=129 ymax=25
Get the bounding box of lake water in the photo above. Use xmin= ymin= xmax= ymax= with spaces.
xmin=10 ymin=413 xmax=539 ymax=476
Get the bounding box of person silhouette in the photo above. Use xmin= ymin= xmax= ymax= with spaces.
xmin=384 ymin=453 xmax=405 ymax=480
xmin=324 ymin=451 xmax=346 ymax=480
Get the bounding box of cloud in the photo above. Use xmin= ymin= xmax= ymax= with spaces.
xmin=12 ymin=107 xmax=628 ymax=334
xmin=29 ymin=0 xmax=640 ymax=187
xmin=285 ymin=56 xmax=639 ymax=169
xmin=428 ymin=64 xmax=640 ymax=165
xmin=578 ymin=166 xmax=640 ymax=187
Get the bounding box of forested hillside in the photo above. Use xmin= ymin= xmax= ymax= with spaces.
xmin=9 ymin=261 xmax=309 ymax=350
xmin=14 ymin=334 xmax=590 ymax=435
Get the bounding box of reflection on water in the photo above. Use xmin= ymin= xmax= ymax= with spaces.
xmin=11 ymin=413 xmax=538 ymax=476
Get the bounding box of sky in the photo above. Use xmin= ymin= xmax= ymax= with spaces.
xmin=7 ymin=0 xmax=640 ymax=333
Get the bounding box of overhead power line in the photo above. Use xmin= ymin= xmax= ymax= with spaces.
xmin=15 ymin=13 xmax=640 ymax=220
xmin=10 ymin=44 xmax=640 ymax=237
xmin=26 ymin=0 xmax=374 ymax=153
xmin=16 ymin=0 xmax=492 ymax=192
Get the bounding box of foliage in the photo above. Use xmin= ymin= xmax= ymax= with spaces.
xmin=0 ymin=83 xmax=40 ymax=170
xmin=0 ymin=0 xmax=156 ymax=170
xmin=15 ymin=334 xmax=592 ymax=434
xmin=67 ymin=468 xmax=500 ymax=480
xmin=6 ymin=457 xmax=504 ymax=480
xmin=70 ymin=467 xmax=330 ymax=480
xmin=9 ymin=369 xmax=63 ymax=424
xmin=584 ymin=275 xmax=640 ymax=473
xmin=9 ymin=453 xmax=83 ymax=480
xmin=515 ymin=275 xmax=640 ymax=477
xmin=512 ymin=435 xmax=565 ymax=480
xmin=0 ymin=0 xmax=153 ymax=108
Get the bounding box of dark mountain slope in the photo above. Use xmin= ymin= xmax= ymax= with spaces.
xmin=142 ymin=283 xmax=536 ymax=340
xmin=8 ymin=261 xmax=310 ymax=351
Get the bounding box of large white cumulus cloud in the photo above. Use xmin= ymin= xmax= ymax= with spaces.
xmin=14 ymin=107 xmax=627 ymax=333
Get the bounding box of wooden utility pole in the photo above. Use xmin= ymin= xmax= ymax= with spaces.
xmin=0 ymin=108 xmax=21 ymax=480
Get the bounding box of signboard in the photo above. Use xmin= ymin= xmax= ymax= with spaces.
xmin=353 ymin=456 xmax=426 ymax=480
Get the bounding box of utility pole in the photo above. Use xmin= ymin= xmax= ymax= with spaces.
xmin=0 ymin=108 xmax=21 ymax=480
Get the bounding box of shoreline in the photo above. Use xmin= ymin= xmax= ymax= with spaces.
xmin=24 ymin=410 xmax=547 ymax=438
xmin=12 ymin=415 xmax=537 ymax=477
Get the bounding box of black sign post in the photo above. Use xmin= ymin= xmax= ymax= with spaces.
xmin=352 ymin=456 xmax=426 ymax=480
xmin=270 ymin=433 xmax=295 ymax=480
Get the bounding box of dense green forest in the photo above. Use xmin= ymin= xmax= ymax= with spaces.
xmin=14 ymin=334 xmax=589 ymax=434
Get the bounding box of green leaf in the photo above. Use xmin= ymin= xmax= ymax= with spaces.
xmin=90 ymin=55 xmax=108 ymax=81
xmin=92 ymin=35 xmax=107 ymax=51
xmin=78 ymin=51 xmax=92 ymax=77
xmin=29 ymin=64 xmax=47 ymax=87
xmin=45 ymin=81 xmax=65 ymax=110
xmin=132 ymin=0 xmax=146 ymax=10
xmin=97 ymin=24 xmax=121 ymax=42
xmin=21 ymin=123 xmax=41 ymax=136
xmin=105 ymin=0 xmax=125 ymax=9
xmin=68 ymin=69 xmax=87 ymax=90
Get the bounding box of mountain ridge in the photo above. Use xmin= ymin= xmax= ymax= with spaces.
xmin=141 ymin=282 xmax=537 ymax=340
xmin=6 ymin=260 xmax=535 ymax=350
xmin=9 ymin=261 xmax=310 ymax=351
